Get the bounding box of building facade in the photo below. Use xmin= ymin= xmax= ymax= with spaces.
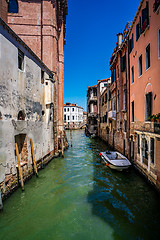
xmin=129 ymin=0 xmax=160 ymax=189
xmin=64 ymin=103 xmax=83 ymax=129
xmin=109 ymin=24 xmax=130 ymax=156
xmin=0 ymin=18 xmax=55 ymax=197
xmin=99 ymin=86 xmax=110 ymax=143
xmin=97 ymin=78 xmax=111 ymax=137
xmin=86 ymin=85 xmax=98 ymax=136
xmin=7 ymin=0 xmax=68 ymax=152
xmin=86 ymin=0 xmax=160 ymax=191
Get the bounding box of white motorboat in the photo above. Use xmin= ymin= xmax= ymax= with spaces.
xmin=99 ymin=150 xmax=131 ymax=171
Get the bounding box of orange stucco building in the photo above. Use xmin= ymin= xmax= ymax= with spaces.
xmin=129 ymin=0 xmax=160 ymax=189
xmin=7 ymin=0 xmax=68 ymax=152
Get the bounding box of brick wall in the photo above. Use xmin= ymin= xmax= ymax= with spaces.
xmin=0 ymin=0 xmax=8 ymax=22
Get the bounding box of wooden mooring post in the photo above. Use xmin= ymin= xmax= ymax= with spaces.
xmin=60 ymin=132 xmax=64 ymax=157
xmin=70 ymin=129 xmax=72 ymax=147
xmin=0 ymin=189 xmax=3 ymax=210
xmin=30 ymin=139 xmax=38 ymax=177
xmin=15 ymin=143 xmax=24 ymax=191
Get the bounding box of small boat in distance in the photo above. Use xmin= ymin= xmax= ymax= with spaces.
xmin=99 ymin=150 xmax=131 ymax=171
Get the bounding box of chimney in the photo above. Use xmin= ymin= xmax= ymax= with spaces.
xmin=117 ymin=33 xmax=123 ymax=47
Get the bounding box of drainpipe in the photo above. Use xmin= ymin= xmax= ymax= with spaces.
xmin=119 ymin=50 xmax=122 ymax=124
xmin=41 ymin=0 xmax=43 ymax=61
xmin=127 ymin=36 xmax=131 ymax=160
xmin=117 ymin=33 xmax=123 ymax=125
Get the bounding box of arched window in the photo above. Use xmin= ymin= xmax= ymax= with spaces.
xmin=18 ymin=110 xmax=25 ymax=120
xmin=8 ymin=0 xmax=18 ymax=13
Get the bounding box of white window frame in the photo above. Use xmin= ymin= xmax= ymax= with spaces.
xmin=158 ymin=28 xmax=160 ymax=59
xmin=138 ymin=54 xmax=142 ymax=77
xmin=117 ymin=65 xmax=119 ymax=79
xmin=131 ymin=66 xmax=134 ymax=84
xmin=145 ymin=43 xmax=150 ymax=71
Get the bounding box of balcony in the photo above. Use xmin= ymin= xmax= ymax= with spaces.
xmin=88 ymin=96 xmax=97 ymax=103
xmin=88 ymin=112 xmax=97 ymax=118
xmin=108 ymin=110 xmax=116 ymax=120
xmin=130 ymin=121 xmax=160 ymax=135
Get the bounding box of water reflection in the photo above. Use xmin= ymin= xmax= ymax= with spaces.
xmin=0 ymin=130 xmax=160 ymax=240
xmin=87 ymin=136 xmax=160 ymax=240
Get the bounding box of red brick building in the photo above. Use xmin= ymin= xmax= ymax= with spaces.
xmin=7 ymin=0 xmax=68 ymax=152
xmin=0 ymin=0 xmax=8 ymax=22
xmin=109 ymin=23 xmax=130 ymax=156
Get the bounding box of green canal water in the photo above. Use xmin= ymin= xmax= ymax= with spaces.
xmin=0 ymin=130 xmax=160 ymax=240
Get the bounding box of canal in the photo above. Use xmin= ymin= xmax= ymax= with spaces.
xmin=0 ymin=130 xmax=160 ymax=240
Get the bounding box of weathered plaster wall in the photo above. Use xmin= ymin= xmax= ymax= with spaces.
xmin=0 ymin=21 xmax=54 ymax=196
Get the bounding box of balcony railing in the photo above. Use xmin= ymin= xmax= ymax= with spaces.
xmin=88 ymin=96 xmax=97 ymax=102
xmin=88 ymin=112 xmax=97 ymax=118
xmin=108 ymin=110 xmax=116 ymax=120
xmin=130 ymin=121 xmax=160 ymax=134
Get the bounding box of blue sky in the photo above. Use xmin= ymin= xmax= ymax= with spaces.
xmin=64 ymin=0 xmax=140 ymax=111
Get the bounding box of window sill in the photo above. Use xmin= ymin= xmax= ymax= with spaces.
xmin=18 ymin=68 xmax=25 ymax=73
xmin=145 ymin=66 xmax=151 ymax=72
xmin=138 ymin=74 xmax=142 ymax=79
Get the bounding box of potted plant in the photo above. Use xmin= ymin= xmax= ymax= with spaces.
xmin=156 ymin=113 xmax=160 ymax=122
xmin=148 ymin=114 xmax=156 ymax=122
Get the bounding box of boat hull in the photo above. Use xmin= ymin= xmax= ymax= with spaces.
xmin=100 ymin=151 xmax=131 ymax=171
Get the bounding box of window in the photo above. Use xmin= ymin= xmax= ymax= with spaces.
xmin=131 ymin=66 xmax=134 ymax=84
xmin=144 ymin=138 xmax=148 ymax=160
xmin=153 ymin=0 xmax=160 ymax=13
xmin=139 ymin=55 xmax=142 ymax=77
xmin=8 ymin=0 xmax=18 ymax=13
xmin=136 ymin=18 xmax=141 ymax=41
xmin=121 ymin=54 xmax=126 ymax=72
xmin=64 ymin=115 xmax=66 ymax=122
xmin=145 ymin=43 xmax=150 ymax=70
xmin=124 ymin=120 xmax=127 ymax=132
xmin=18 ymin=49 xmax=24 ymax=70
xmin=131 ymin=101 xmax=134 ymax=122
xmin=158 ymin=29 xmax=160 ymax=58
xmin=72 ymin=116 xmax=74 ymax=120
xmin=72 ymin=108 xmax=74 ymax=112
xmin=18 ymin=110 xmax=25 ymax=120
xmin=145 ymin=92 xmax=152 ymax=121
xmin=111 ymin=68 xmax=116 ymax=83
xmin=117 ymin=65 xmax=119 ymax=79
xmin=102 ymin=96 xmax=104 ymax=106
xmin=117 ymin=90 xmax=119 ymax=112
xmin=64 ymin=108 xmax=66 ymax=112
xmin=67 ymin=108 xmax=69 ymax=112
xmin=137 ymin=135 xmax=140 ymax=154
xmin=141 ymin=1 xmax=149 ymax=33
xmin=105 ymin=93 xmax=107 ymax=103
xmin=129 ymin=34 xmax=134 ymax=54
xmin=41 ymin=70 xmax=44 ymax=84
xmin=67 ymin=116 xmax=70 ymax=120
xmin=124 ymin=90 xmax=127 ymax=111
xmin=150 ymin=138 xmax=154 ymax=164
xmin=112 ymin=97 xmax=116 ymax=111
